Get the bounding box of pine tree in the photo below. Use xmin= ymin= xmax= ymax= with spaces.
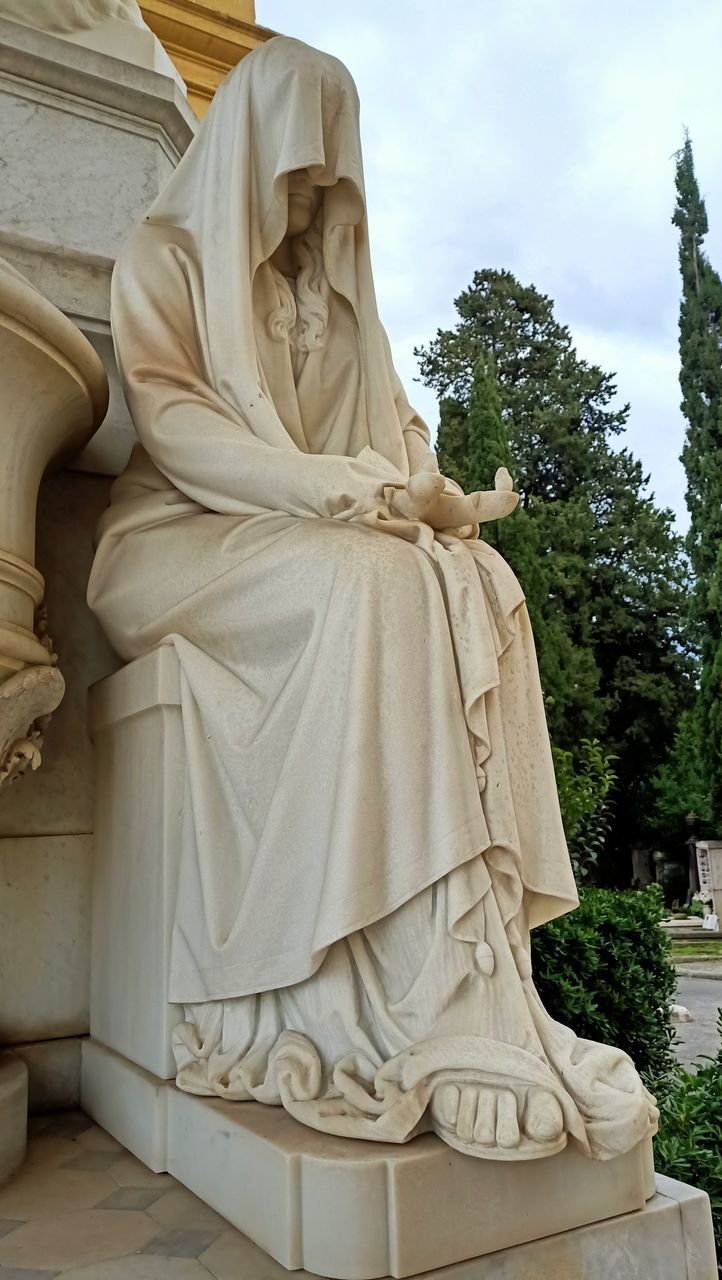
xmin=416 ymin=269 xmax=693 ymax=866
xmin=673 ymin=136 xmax=722 ymax=825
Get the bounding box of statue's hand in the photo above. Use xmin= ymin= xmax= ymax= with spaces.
xmin=389 ymin=472 xmax=445 ymax=522
xmin=390 ymin=468 xmax=518 ymax=531
xmin=466 ymin=467 xmax=520 ymax=525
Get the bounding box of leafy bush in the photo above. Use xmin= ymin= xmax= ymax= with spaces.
xmin=532 ymin=885 xmax=676 ymax=1078
xmin=553 ymin=738 xmax=616 ymax=883
xmin=533 ymin=884 xmax=722 ymax=1263
xmin=652 ymin=1025 xmax=722 ymax=1264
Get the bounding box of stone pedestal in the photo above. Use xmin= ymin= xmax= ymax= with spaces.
xmin=80 ymin=1038 xmax=669 ymax=1280
xmin=0 ymin=255 xmax=106 ymax=1176
xmin=80 ymin=646 xmax=720 ymax=1280
xmin=0 ymin=14 xmax=196 ymax=477
xmin=0 ymin=19 xmax=196 ymax=1090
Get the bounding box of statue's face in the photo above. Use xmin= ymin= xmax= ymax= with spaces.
xmin=287 ymin=169 xmax=323 ymax=238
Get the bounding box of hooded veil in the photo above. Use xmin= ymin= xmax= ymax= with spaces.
xmin=106 ymin=37 xmax=436 ymax=524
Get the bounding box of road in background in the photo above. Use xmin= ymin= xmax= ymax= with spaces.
xmin=674 ymin=976 xmax=722 ymax=1069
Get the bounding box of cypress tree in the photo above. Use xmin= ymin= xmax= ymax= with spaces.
xmin=673 ymin=136 xmax=722 ymax=824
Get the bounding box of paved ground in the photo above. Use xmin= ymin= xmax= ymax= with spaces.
xmin=674 ymin=975 xmax=722 ymax=1069
xmin=0 ymin=1112 xmax=283 ymax=1278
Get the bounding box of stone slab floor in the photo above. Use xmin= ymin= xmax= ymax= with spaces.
xmin=0 ymin=1112 xmax=295 ymax=1279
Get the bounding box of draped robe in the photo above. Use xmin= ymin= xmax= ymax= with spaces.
xmin=87 ymin=36 xmax=657 ymax=1161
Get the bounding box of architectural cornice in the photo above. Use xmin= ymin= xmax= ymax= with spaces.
xmin=139 ymin=0 xmax=274 ymax=116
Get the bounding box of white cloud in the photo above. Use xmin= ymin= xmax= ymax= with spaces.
xmin=257 ymin=0 xmax=722 ymax=526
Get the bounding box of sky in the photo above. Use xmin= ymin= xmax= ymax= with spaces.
xmin=257 ymin=0 xmax=722 ymax=529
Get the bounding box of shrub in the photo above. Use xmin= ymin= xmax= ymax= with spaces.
xmin=532 ymin=884 xmax=676 ymax=1079
xmin=552 ymin=738 xmax=617 ymax=883
xmin=533 ymin=884 xmax=722 ymax=1263
xmin=652 ymin=1026 xmax=722 ymax=1263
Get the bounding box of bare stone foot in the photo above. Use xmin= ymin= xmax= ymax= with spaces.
xmin=430 ymin=1083 xmax=564 ymax=1155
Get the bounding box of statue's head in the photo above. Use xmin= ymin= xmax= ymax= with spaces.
xmin=0 ymin=0 xmax=144 ymax=32
xmin=209 ymin=37 xmax=366 ymax=259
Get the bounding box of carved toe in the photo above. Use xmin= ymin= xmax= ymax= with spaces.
xmin=495 ymin=1089 xmax=521 ymax=1149
xmin=431 ymin=1083 xmax=460 ymax=1129
xmin=472 ymin=1088 xmax=497 ymax=1145
xmin=524 ymin=1089 xmax=564 ymax=1143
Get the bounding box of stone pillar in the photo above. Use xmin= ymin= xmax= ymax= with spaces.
xmin=0 ymin=255 xmax=107 ymax=1170
xmin=0 ymin=13 xmax=196 ymax=1105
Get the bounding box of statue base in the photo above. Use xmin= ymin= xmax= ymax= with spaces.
xmin=79 ymin=1038 xmax=676 ymax=1280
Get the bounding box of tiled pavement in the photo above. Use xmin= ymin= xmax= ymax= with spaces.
xmin=0 ymin=1112 xmax=301 ymax=1278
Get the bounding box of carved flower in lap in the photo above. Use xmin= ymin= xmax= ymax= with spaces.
xmin=0 ymin=0 xmax=145 ymax=33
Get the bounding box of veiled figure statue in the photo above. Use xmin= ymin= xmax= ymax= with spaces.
xmin=88 ymin=36 xmax=657 ymax=1163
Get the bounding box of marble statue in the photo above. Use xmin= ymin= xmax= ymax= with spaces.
xmin=0 ymin=0 xmax=144 ymax=33
xmin=88 ymin=36 xmax=657 ymax=1162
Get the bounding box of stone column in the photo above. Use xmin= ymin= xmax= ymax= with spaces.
xmin=0 ymin=13 xmax=195 ymax=1106
xmin=0 ymin=255 xmax=107 ymax=1177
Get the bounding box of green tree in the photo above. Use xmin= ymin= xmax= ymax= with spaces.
xmin=416 ymin=269 xmax=693 ymax=867
xmin=652 ymin=709 xmax=710 ymax=850
xmin=673 ymin=135 xmax=722 ymax=824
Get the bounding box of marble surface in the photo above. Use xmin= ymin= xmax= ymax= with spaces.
xmin=0 ymin=1 xmax=145 ymax=31
xmin=0 ymin=835 xmax=92 ymax=1042
xmin=0 ymin=15 xmax=196 ymax=475
xmin=0 ymin=256 xmax=107 ymax=784
xmin=0 ymin=40 xmax=184 ymax=268
xmin=81 ymin=1037 xmax=661 ymax=1280
xmin=88 ymin=647 xmax=184 ymax=1079
xmin=0 ymin=473 xmax=120 ymax=838
xmin=64 ymin=17 xmax=185 ymax=84
xmin=10 ymin=1108 xmax=714 ymax=1280
xmin=0 ymin=7 xmax=193 ymax=1089
xmin=0 ymin=0 xmax=184 ymax=83
xmin=11 ymin=1037 xmax=82 ymax=1115
xmin=0 ymin=1053 xmax=27 ymax=1187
